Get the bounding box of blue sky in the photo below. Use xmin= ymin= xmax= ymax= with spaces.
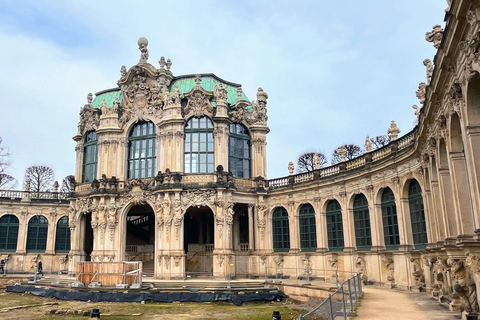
xmin=0 ymin=0 xmax=447 ymax=186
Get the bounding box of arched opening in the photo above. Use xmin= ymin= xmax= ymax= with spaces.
xmin=326 ymin=200 xmax=344 ymax=251
xmin=126 ymin=204 xmax=155 ymax=275
xmin=381 ymin=188 xmax=400 ymax=250
xmin=272 ymin=207 xmax=290 ymax=252
xmin=299 ymin=203 xmax=317 ymax=252
xmin=352 ymin=194 xmax=372 ymax=251
xmin=408 ymin=179 xmax=428 ymax=249
xmin=184 ymin=206 xmax=214 ymax=275
xmin=0 ymin=215 xmax=19 ymax=252
xmin=232 ymin=203 xmax=249 ymax=251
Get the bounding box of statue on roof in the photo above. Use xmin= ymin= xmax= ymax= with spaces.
xmin=174 ymin=86 xmax=182 ymax=104
xmin=365 ymin=136 xmax=372 ymax=152
xmin=423 ymin=59 xmax=433 ymax=84
xmin=138 ymin=37 xmax=149 ymax=63
xmin=288 ymin=161 xmax=294 ymax=175
xmin=120 ymin=65 xmax=127 ymax=78
xmin=214 ymin=83 xmax=228 ymax=104
xmin=412 ymin=104 xmax=421 ymax=122
xmin=426 ymin=25 xmax=444 ymax=49
xmin=87 ymin=93 xmax=93 ymax=105
xmin=416 ymin=82 xmax=426 ymax=105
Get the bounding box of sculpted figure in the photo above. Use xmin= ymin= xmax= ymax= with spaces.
xmin=120 ymin=65 xmax=127 ymax=77
xmin=138 ymin=37 xmax=149 ymax=63
xmin=423 ymin=59 xmax=433 ymax=84
xmin=87 ymin=93 xmax=93 ymax=104
xmin=416 ymin=82 xmax=426 ymax=105
xmin=288 ymin=161 xmax=294 ymax=175
xmin=365 ymin=136 xmax=372 ymax=152
xmin=173 ymin=86 xmax=182 ymax=104
xmin=387 ymin=120 xmax=401 ymax=140
xmin=412 ymin=104 xmax=421 ymax=121
xmin=313 ymin=153 xmax=321 ymax=169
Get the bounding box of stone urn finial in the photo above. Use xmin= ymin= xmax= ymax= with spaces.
xmin=387 ymin=120 xmax=401 ymax=141
xmin=313 ymin=153 xmax=321 ymax=169
xmin=337 ymin=146 xmax=347 ymax=162
xmin=288 ymin=161 xmax=294 ymax=175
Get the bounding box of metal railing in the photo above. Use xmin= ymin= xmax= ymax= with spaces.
xmin=297 ymin=273 xmax=363 ymax=320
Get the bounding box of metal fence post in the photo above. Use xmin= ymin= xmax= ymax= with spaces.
xmin=340 ymin=283 xmax=347 ymax=320
xmin=328 ymin=293 xmax=334 ymax=320
xmin=358 ymin=273 xmax=363 ymax=294
xmin=348 ymin=278 xmax=354 ymax=313
xmin=353 ymin=274 xmax=358 ymax=303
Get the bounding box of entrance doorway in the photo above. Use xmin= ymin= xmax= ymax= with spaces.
xmin=184 ymin=206 xmax=214 ymax=275
xmin=125 ymin=204 xmax=155 ymax=275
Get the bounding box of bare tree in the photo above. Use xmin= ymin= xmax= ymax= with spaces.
xmin=331 ymin=144 xmax=364 ymax=165
xmin=370 ymin=135 xmax=391 ymax=150
xmin=297 ymin=151 xmax=327 ymax=173
xmin=60 ymin=175 xmax=75 ymax=193
xmin=0 ymin=137 xmax=17 ymax=190
xmin=24 ymin=165 xmax=55 ymax=196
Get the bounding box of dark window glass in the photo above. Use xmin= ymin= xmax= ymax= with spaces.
xmin=0 ymin=215 xmax=19 ymax=252
xmin=326 ymin=200 xmax=344 ymax=251
xmin=408 ymin=180 xmax=428 ymax=249
xmin=272 ymin=207 xmax=290 ymax=252
xmin=128 ymin=122 xmax=156 ymax=179
xmin=228 ymin=123 xmax=251 ymax=178
xmin=82 ymin=131 xmax=98 ymax=183
xmin=26 ymin=215 xmax=48 ymax=252
xmin=55 ymin=216 xmax=71 ymax=253
xmin=184 ymin=117 xmax=214 ymax=173
xmin=299 ymin=204 xmax=317 ymax=251
xmin=353 ymin=194 xmax=372 ymax=250
xmin=381 ymin=188 xmax=400 ymax=249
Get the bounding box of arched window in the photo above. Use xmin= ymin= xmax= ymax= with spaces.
xmin=381 ymin=188 xmax=400 ymax=250
xmin=299 ymin=204 xmax=317 ymax=251
xmin=82 ymin=131 xmax=98 ymax=183
xmin=272 ymin=207 xmax=290 ymax=252
xmin=326 ymin=200 xmax=344 ymax=251
xmin=184 ymin=117 xmax=214 ymax=173
xmin=353 ymin=194 xmax=372 ymax=250
xmin=229 ymin=123 xmax=251 ymax=178
xmin=26 ymin=215 xmax=48 ymax=252
xmin=55 ymin=217 xmax=71 ymax=253
xmin=0 ymin=215 xmax=19 ymax=252
xmin=128 ymin=121 xmax=156 ymax=179
xmin=408 ymin=180 xmax=428 ymax=249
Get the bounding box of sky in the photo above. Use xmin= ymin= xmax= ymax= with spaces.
xmin=0 ymin=0 xmax=448 ymax=187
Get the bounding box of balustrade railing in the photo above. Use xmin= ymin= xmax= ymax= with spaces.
xmin=0 ymin=190 xmax=68 ymax=200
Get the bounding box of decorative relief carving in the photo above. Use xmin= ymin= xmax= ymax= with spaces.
xmin=78 ymin=103 xmax=100 ymax=135
xmin=410 ymin=257 xmax=425 ymax=288
xmin=425 ymin=24 xmax=444 ymax=49
xmin=355 ymin=256 xmax=367 ymax=281
xmin=183 ymin=74 xmax=215 ymax=118
xmin=381 ymin=255 xmax=395 ymax=284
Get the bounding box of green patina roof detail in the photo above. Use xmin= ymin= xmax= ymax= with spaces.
xmin=170 ymin=75 xmax=250 ymax=107
xmin=91 ymin=89 xmax=123 ymax=109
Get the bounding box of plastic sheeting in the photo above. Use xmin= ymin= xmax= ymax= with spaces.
xmin=6 ymin=285 xmax=287 ymax=306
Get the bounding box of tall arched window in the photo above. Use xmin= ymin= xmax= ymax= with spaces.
xmin=353 ymin=194 xmax=372 ymax=250
xmin=299 ymin=204 xmax=317 ymax=251
xmin=408 ymin=180 xmax=428 ymax=249
xmin=82 ymin=131 xmax=98 ymax=183
xmin=0 ymin=215 xmax=19 ymax=252
xmin=272 ymin=207 xmax=290 ymax=252
xmin=229 ymin=123 xmax=251 ymax=178
xmin=326 ymin=200 xmax=344 ymax=251
xmin=184 ymin=117 xmax=214 ymax=173
xmin=55 ymin=216 xmax=71 ymax=253
xmin=381 ymin=188 xmax=400 ymax=250
xmin=26 ymin=215 xmax=48 ymax=252
xmin=128 ymin=121 xmax=156 ymax=179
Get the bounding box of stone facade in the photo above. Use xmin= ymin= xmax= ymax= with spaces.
xmin=1 ymin=0 xmax=480 ymax=313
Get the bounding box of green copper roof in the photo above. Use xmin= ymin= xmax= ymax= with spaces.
xmin=91 ymin=89 xmax=123 ymax=109
xmin=170 ymin=74 xmax=250 ymax=106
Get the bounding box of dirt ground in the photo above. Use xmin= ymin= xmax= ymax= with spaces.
xmin=0 ymin=291 xmax=323 ymax=320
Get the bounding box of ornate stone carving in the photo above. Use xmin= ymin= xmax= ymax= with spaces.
xmin=245 ymin=88 xmax=268 ymax=125
xmin=412 ymin=105 xmax=421 ymax=122
xmin=410 ymin=257 xmax=425 ymax=288
xmin=365 ymin=136 xmax=372 ymax=152
xmin=214 ymin=83 xmax=228 ymax=104
xmin=173 ymin=198 xmax=183 ymax=240
xmin=256 ymin=203 xmax=268 ymax=236
xmin=183 ymin=74 xmax=215 ymax=118
xmin=328 ymin=255 xmax=338 ymax=269
xmin=288 ymin=161 xmax=294 ymax=175
xmin=381 ymin=255 xmax=395 ymax=283
xmin=138 ymin=37 xmax=149 ymax=63
xmin=78 ymin=104 xmax=100 ymax=136
xmin=355 ymin=256 xmax=367 ymax=281
xmin=466 ymin=253 xmax=480 ymax=275
xmin=425 ymin=24 xmax=444 ymax=49
xmin=387 ymin=120 xmax=401 ymax=141
xmin=181 ymin=190 xmax=216 ymax=208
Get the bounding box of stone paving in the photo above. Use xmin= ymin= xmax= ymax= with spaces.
xmin=353 ymin=286 xmax=460 ymax=320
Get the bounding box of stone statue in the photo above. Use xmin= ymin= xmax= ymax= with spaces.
xmin=214 ymin=84 xmax=227 ymax=103
xmin=416 ymin=82 xmax=426 ymax=105
xmin=387 ymin=120 xmax=401 ymax=140
xmin=100 ymin=100 xmax=108 ymax=115
xmin=288 ymin=161 xmax=294 ymax=175
xmin=365 ymin=136 xmax=372 ymax=152
xmin=425 ymin=25 xmax=444 ymax=49
xmin=159 ymin=56 xmax=166 ymax=69
xmin=87 ymin=93 xmax=93 ymax=104
xmin=236 ymin=87 xmax=243 ymax=102
xmin=113 ymin=97 xmax=120 ymax=113
xmin=313 ymin=153 xmax=321 ymax=169
xmin=166 ymin=58 xmax=172 ymax=70
xmin=138 ymin=37 xmax=149 ymax=63
xmin=173 ymin=86 xmax=182 ymax=104
xmin=423 ymin=59 xmax=433 ymax=84
xmin=337 ymin=146 xmax=347 ymax=162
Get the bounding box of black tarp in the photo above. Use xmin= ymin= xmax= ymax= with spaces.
xmin=6 ymin=285 xmax=287 ymax=306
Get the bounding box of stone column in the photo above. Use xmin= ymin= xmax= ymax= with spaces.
xmin=74 ymin=142 xmax=84 ymax=183
xmin=398 ymin=197 xmax=414 ymax=251
xmin=16 ymin=215 xmax=28 ymax=255
xmin=248 ymin=204 xmax=254 ymax=251
xmin=449 ymin=152 xmax=475 ymax=235
xmin=438 ymin=169 xmax=458 ymax=238
xmin=288 ymin=202 xmax=300 ymax=253
xmin=371 ymin=204 xmax=385 ymax=251
xmin=315 ymin=200 xmax=328 ymax=252
xmin=464 ymin=126 xmax=480 ymax=230
xmin=45 ymin=216 xmax=57 ymax=255
xmin=343 ymin=208 xmax=356 ymax=252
